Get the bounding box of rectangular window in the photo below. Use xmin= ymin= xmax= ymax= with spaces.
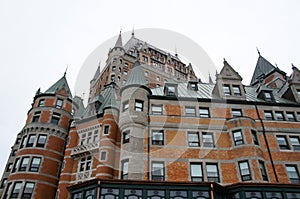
xmin=6 ymin=163 xmax=13 ymax=172
xmin=15 ymin=138 xmax=21 ymax=145
xmin=239 ymin=161 xmax=251 ymax=181
xmin=122 ymin=130 xmax=130 ymax=144
xmin=275 ymin=111 xmax=285 ymax=121
xmin=123 ymin=100 xmax=129 ymax=112
xmin=56 ymin=99 xmax=63 ymax=109
xmin=32 ymin=111 xmax=41 ymax=123
xmin=206 ymin=163 xmax=219 ymax=182
xmin=286 ymin=165 xmax=300 ymax=184
xmin=79 ymin=156 xmax=92 ymax=172
xmin=36 ymin=135 xmax=47 ymax=148
xmin=233 ymin=130 xmax=244 ymax=145
xmin=297 ymin=90 xmax=300 ymax=97
xmin=0 ymin=178 xmax=7 ymax=188
xmin=166 ymin=86 xmax=176 ymax=96
xmin=103 ymin=125 xmax=110 ymax=135
xmin=202 ymin=132 xmax=214 ymax=147
xmin=264 ymin=111 xmax=274 ymax=120
xmin=251 ymin=130 xmax=259 ymax=145
xmin=80 ymin=133 xmax=86 ymax=145
xmin=185 ymin=106 xmax=196 ymax=116
xmin=124 ymin=71 xmax=128 ymax=76
xmin=152 ymin=162 xmax=165 ymax=181
xmin=223 ymin=85 xmax=231 ymax=96
xmin=121 ymin=160 xmax=129 ymax=179
xmin=232 ymin=109 xmax=242 ymax=117
xmin=190 ymin=163 xmax=203 ymax=182
xmin=11 ymin=182 xmax=22 ymax=198
xmin=12 ymin=158 xmax=20 ymax=173
xmin=124 ymin=63 xmax=129 ymax=68
xmin=20 ymin=136 xmax=27 ymax=149
xmin=151 ymin=104 xmax=163 ymax=115
xmin=26 ymin=134 xmax=36 ymax=147
xmin=3 ymin=182 xmax=11 ymax=199
xmin=259 ymin=161 xmax=268 ymax=181
xmin=232 ymin=85 xmax=241 ymax=96
xmin=21 ymin=182 xmax=35 ymax=199
xmin=188 ymin=132 xmax=200 ymax=147
xmin=199 ymin=107 xmax=210 ymax=118
xmin=135 ymin=100 xmax=143 ymax=112
xmin=290 ymin=136 xmax=300 ymax=151
xmin=29 ymin=157 xmax=41 ymax=172
xmin=38 ymin=99 xmax=45 ymax=107
xmin=93 ymin=130 xmax=99 ymax=142
xmin=112 ymin=66 xmax=116 ymax=71
xmin=286 ymin=112 xmax=296 ymax=121
xmin=19 ymin=157 xmax=30 ymax=171
xmin=51 ymin=112 xmax=61 ymax=125
xmin=152 ymin=130 xmax=164 ymax=145
xmin=100 ymin=151 xmax=107 ymax=161
xmin=11 ymin=149 xmax=17 ymax=156
xmin=264 ymin=92 xmax=273 ymax=102
xmin=276 ymin=135 xmax=290 ymax=150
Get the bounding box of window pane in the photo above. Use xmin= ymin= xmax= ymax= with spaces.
xmin=232 ymin=85 xmax=241 ymax=96
xmin=223 ymin=85 xmax=231 ymax=96
xmin=185 ymin=107 xmax=196 ymax=116
xmin=11 ymin=182 xmax=22 ymax=198
xmin=188 ymin=132 xmax=200 ymax=147
xmin=199 ymin=108 xmax=210 ymax=118
xmin=22 ymin=182 xmax=35 ymax=198
xmin=26 ymin=134 xmax=36 ymax=147
xmin=30 ymin=157 xmax=41 ymax=172
xmin=36 ymin=135 xmax=47 ymax=147
xmin=19 ymin=157 xmax=30 ymax=171
xmin=202 ymin=133 xmax=214 ymax=147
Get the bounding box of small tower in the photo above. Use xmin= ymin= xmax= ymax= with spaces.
xmin=119 ymin=58 xmax=151 ymax=180
xmin=0 ymin=74 xmax=74 ymax=199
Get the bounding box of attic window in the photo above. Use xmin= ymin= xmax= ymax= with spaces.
xmin=165 ymin=85 xmax=177 ymax=96
xmin=188 ymin=82 xmax=198 ymax=91
xmin=263 ymin=91 xmax=274 ymax=102
xmin=232 ymin=85 xmax=241 ymax=96
xmin=223 ymin=85 xmax=231 ymax=96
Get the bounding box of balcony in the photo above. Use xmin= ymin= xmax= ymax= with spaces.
xmin=71 ymin=142 xmax=99 ymax=157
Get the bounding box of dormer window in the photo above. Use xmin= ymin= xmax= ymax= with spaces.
xmin=165 ymin=85 xmax=176 ymax=96
xmin=263 ymin=91 xmax=274 ymax=102
xmin=297 ymin=90 xmax=300 ymax=97
xmin=223 ymin=85 xmax=231 ymax=96
xmin=232 ymin=85 xmax=241 ymax=96
xmin=38 ymin=99 xmax=45 ymax=107
xmin=188 ymin=81 xmax=198 ymax=91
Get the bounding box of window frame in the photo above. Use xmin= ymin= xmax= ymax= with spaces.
xmin=185 ymin=106 xmax=196 ymax=117
xmin=26 ymin=134 xmax=36 ymax=147
xmin=264 ymin=111 xmax=274 ymax=120
xmin=103 ymin=125 xmax=110 ymax=135
xmin=258 ymin=160 xmax=268 ymax=181
xmin=152 ymin=130 xmax=164 ymax=146
xmin=276 ymin=135 xmax=290 ymax=150
xmin=223 ymin=84 xmax=231 ymax=96
xmin=290 ymin=136 xmax=300 ymax=151
xmin=50 ymin=112 xmax=61 ymax=125
xmin=10 ymin=182 xmax=22 ymax=198
xmin=151 ymin=104 xmax=163 ymax=115
xmin=134 ymin=100 xmax=144 ymax=112
xmin=21 ymin=182 xmax=35 ymax=199
xmin=199 ymin=107 xmax=210 ymax=118
xmin=238 ymin=161 xmax=252 ymax=181
xmin=275 ymin=111 xmax=285 ymax=121
xmin=29 ymin=157 xmax=42 ymax=172
xmin=36 ymin=134 xmax=47 ymax=148
xmin=206 ymin=163 xmax=220 ymax=183
xmin=190 ymin=162 xmax=203 ymax=182
xmin=232 ymin=85 xmax=242 ymax=96
xmin=56 ymin=98 xmax=63 ymax=109
xmin=187 ymin=132 xmax=200 ymax=147
xmin=286 ymin=165 xmax=300 ymax=184
xmin=122 ymin=130 xmax=130 ymax=144
xmin=19 ymin=156 xmax=30 ymax=172
xmin=121 ymin=159 xmax=129 ymax=179
xmin=122 ymin=100 xmax=129 ymax=112
xmin=151 ymin=162 xmax=165 ymax=181
xmin=233 ymin=130 xmax=244 ymax=146
xmin=202 ymin=132 xmax=214 ymax=147
xmin=231 ymin=109 xmax=243 ymax=117
xmin=251 ymin=130 xmax=259 ymax=145
xmin=38 ymin=99 xmax=45 ymax=107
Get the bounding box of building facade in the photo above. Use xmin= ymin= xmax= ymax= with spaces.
xmin=1 ymin=33 xmax=300 ymax=199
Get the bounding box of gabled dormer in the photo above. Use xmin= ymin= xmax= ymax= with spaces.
xmin=256 ymin=84 xmax=275 ymax=102
xmin=187 ymin=80 xmax=198 ymax=91
xmin=282 ymin=65 xmax=300 ymax=103
xmin=164 ymin=78 xmax=178 ymax=96
xmin=212 ymin=59 xmax=246 ymax=100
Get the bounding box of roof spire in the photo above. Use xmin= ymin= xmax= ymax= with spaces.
xmin=256 ymin=47 xmax=261 ymax=56
xmin=208 ymin=72 xmax=213 ymax=84
xmin=114 ymin=30 xmax=123 ymax=47
xmin=132 ymin=25 xmax=135 ymax=37
xmin=175 ymin=45 xmax=178 ymax=57
xmin=64 ymin=65 xmax=68 ymax=77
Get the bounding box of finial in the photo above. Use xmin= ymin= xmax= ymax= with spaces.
xmin=64 ymin=65 xmax=68 ymax=77
xmin=132 ymin=25 xmax=135 ymax=36
xmin=256 ymin=47 xmax=261 ymax=56
xmin=175 ymin=45 xmax=178 ymax=57
xmin=292 ymin=63 xmax=296 ymax=70
xmin=119 ymin=26 xmax=122 ymax=34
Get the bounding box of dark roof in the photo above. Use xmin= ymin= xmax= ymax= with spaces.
xmin=124 ymin=61 xmax=147 ymax=86
xmin=114 ymin=32 xmax=123 ymax=47
xmin=250 ymin=55 xmax=276 ymax=85
xmin=45 ymin=74 xmax=72 ymax=98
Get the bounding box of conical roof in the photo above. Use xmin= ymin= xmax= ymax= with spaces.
xmin=45 ymin=74 xmax=72 ymax=98
xmin=125 ymin=60 xmax=147 ymax=86
xmin=114 ymin=31 xmax=123 ymax=47
xmin=98 ymin=84 xmax=119 ymax=113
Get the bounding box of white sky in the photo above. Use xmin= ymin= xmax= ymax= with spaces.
xmin=0 ymin=0 xmax=299 ymax=173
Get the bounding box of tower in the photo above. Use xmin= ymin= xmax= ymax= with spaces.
xmin=0 ymin=74 xmax=74 ymax=199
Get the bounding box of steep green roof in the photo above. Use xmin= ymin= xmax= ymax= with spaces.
xmin=250 ymin=55 xmax=276 ymax=85
xmin=98 ymin=84 xmax=119 ymax=113
xmin=124 ymin=61 xmax=147 ymax=86
xmin=45 ymin=74 xmax=73 ymax=98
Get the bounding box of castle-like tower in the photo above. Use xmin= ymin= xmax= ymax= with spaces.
xmin=1 ymin=32 xmax=300 ymax=199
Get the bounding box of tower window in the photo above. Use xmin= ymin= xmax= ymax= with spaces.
xmin=121 ymin=159 xmax=129 ymax=179
xmin=56 ymin=99 xmax=63 ymax=109
xmin=190 ymin=163 xmax=203 ymax=182
xmin=36 ymin=135 xmax=47 ymax=148
xmin=122 ymin=130 xmax=130 ymax=144
xmin=152 ymin=162 xmax=165 ymax=181
xmin=22 ymin=182 xmax=35 ymax=198
xmin=100 ymin=151 xmax=107 ymax=161
xmin=11 ymin=182 xmax=22 ymax=198
xmin=135 ymin=100 xmax=143 ymax=112
xmin=239 ymin=161 xmax=251 ymax=181
xmin=26 ymin=134 xmax=36 ymax=147
xmin=123 ymin=100 xmax=129 ymax=112
xmin=32 ymin=111 xmax=41 ymax=123
xmin=12 ymin=158 xmax=20 ymax=173
xmin=0 ymin=178 xmax=7 ymax=188
xmin=19 ymin=157 xmax=30 ymax=171
xmin=233 ymin=130 xmax=244 ymax=146
xmin=20 ymin=136 xmax=27 ymax=149
xmin=79 ymin=156 xmax=92 ymax=172
xmin=103 ymin=125 xmax=110 ymax=135
xmin=29 ymin=157 xmax=41 ymax=172
xmin=6 ymin=163 xmax=13 ymax=172
xmin=38 ymin=99 xmax=45 ymax=107
xmin=51 ymin=112 xmax=61 ymax=125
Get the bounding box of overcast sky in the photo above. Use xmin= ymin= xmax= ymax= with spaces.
xmin=0 ymin=0 xmax=299 ymax=173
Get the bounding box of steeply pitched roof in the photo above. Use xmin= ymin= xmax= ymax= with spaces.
xmin=250 ymin=55 xmax=276 ymax=85
xmin=98 ymin=84 xmax=119 ymax=113
xmin=45 ymin=74 xmax=72 ymax=98
xmin=124 ymin=61 xmax=147 ymax=86
xmin=114 ymin=31 xmax=123 ymax=47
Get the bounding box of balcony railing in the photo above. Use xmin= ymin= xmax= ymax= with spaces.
xmin=71 ymin=142 xmax=99 ymax=157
